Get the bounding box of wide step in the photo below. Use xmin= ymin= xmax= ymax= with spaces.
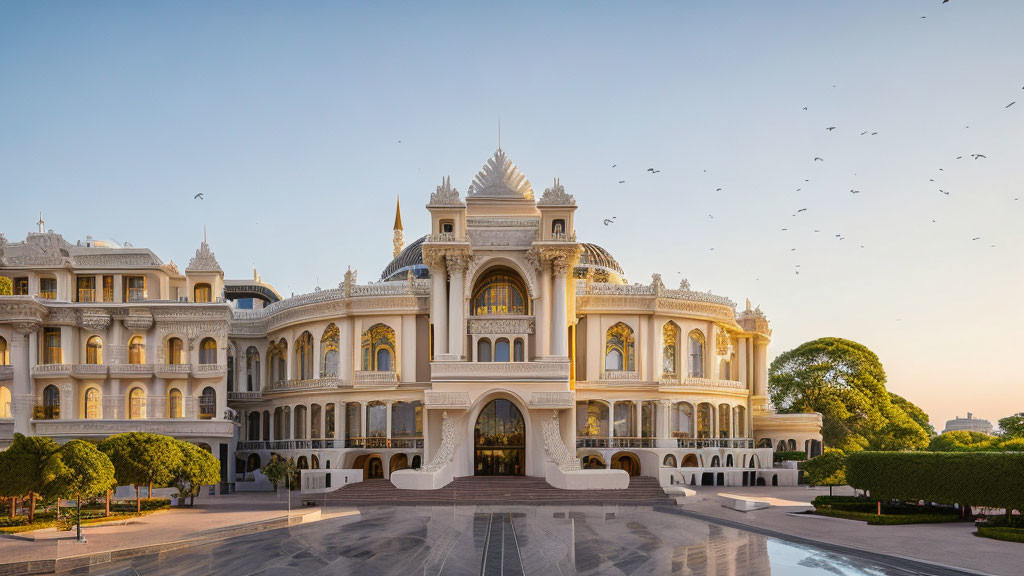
xmin=321 ymin=476 xmax=674 ymax=506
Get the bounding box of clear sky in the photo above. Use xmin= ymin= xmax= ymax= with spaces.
xmin=2 ymin=1 xmax=1022 ymax=431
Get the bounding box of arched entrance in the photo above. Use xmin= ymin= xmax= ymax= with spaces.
xmin=474 ymin=398 xmax=525 ymax=476
xmin=390 ymin=453 xmax=409 ymax=473
xmin=367 ymin=456 xmax=384 ymax=479
xmin=610 ymin=451 xmax=641 ymax=477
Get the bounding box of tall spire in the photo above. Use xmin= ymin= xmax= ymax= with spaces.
xmin=392 ymin=195 xmax=404 ymax=258
xmin=37 ymin=212 xmax=45 ymax=234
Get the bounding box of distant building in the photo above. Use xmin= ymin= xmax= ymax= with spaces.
xmin=943 ymin=412 xmax=993 ymax=435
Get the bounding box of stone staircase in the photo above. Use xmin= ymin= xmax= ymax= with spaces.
xmin=320 ymin=475 xmax=674 ymax=506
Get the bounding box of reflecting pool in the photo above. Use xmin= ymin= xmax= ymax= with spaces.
xmin=81 ymin=505 xmax=958 ymax=575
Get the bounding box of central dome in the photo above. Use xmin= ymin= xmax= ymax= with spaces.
xmin=380 ymin=235 xmax=430 ymax=281
xmin=574 ymin=243 xmax=626 ymax=284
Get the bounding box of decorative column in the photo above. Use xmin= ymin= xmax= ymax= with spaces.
xmin=550 ymin=258 xmax=569 ymax=359
xmin=536 ymin=261 xmax=551 ymax=358
xmin=446 ymin=254 xmax=466 ymax=359
xmin=385 ymin=400 xmax=393 ymax=440
xmin=11 ymin=325 xmax=35 ymax=434
xmin=429 ymin=258 xmax=448 ymax=357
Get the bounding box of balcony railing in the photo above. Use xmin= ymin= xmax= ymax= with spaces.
xmin=345 ymin=437 xmax=423 ymax=449
xmin=575 ymin=437 xmax=657 ymax=449
xmin=194 ymin=363 xmax=226 ymax=376
xmin=109 ymin=364 xmax=154 ymax=375
xmin=237 ymin=439 xmax=344 ymax=451
xmin=77 ymin=289 xmax=95 ymax=303
xmin=354 ymin=371 xmax=398 ymax=387
xmin=600 ymin=370 xmax=640 ymax=381
xmin=430 ymin=361 xmax=569 ymax=381
xmin=71 ymin=364 xmax=108 ymax=377
xmin=675 ymin=437 xmax=754 ymax=449
xmin=0 ymin=366 xmax=13 ymax=381
xmin=236 ymin=441 xmax=267 ymax=451
xmin=228 ymin=391 xmax=263 ymax=401
xmin=425 ymin=233 xmax=468 ymax=243
xmin=155 ymin=363 xmax=192 ymax=375
xmin=265 ymin=377 xmax=342 ymax=393
xmin=31 ymin=364 xmax=71 ymax=377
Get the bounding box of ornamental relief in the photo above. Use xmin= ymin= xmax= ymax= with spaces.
xmin=466 ymin=251 xmax=538 ymax=299
xmin=467 ymin=316 xmax=535 ymax=335
xmin=468 ymin=228 xmax=538 ymax=248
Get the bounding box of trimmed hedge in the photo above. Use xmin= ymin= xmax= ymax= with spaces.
xmin=847 ymin=452 xmax=1024 ymax=511
xmin=976 ymin=527 xmax=1024 ymax=544
xmin=774 ymin=450 xmax=807 ymax=463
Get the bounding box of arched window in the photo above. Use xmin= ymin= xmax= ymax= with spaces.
xmin=0 ymin=336 xmax=8 ymax=366
xmin=0 ymin=386 xmax=10 ymax=418
xmin=85 ymin=388 xmax=101 ymax=419
xmin=199 ymin=338 xmax=217 ymax=365
xmin=696 ymin=402 xmax=713 ymax=438
xmin=688 ymin=330 xmax=705 ymax=378
xmin=247 ymin=412 xmax=260 ymax=441
xmin=193 ymin=283 xmax=212 ymax=303
xmin=199 ymin=387 xmax=216 ymax=419
xmin=86 ymin=336 xmax=103 ymax=364
xmin=128 ymin=387 xmax=146 ymax=419
xmin=672 ymin=402 xmax=694 ymax=438
xmin=325 ymin=403 xmax=336 ymax=439
xmin=262 ymin=410 xmax=270 ymax=440
xmin=719 ymin=403 xmax=731 ymax=438
xmin=494 ymin=338 xmax=511 ymax=362
xmin=662 ymin=322 xmax=679 ymax=378
xmin=246 ymin=347 xmax=260 ymax=391
xmin=613 ymin=401 xmax=636 ymax=437
xmin=642 ymin=400 xmax=658 ymax=438
xmin=733 ymin=405 xmax=746 ymax=437
xmin=605 ymin=322 xmax=635 ymax=371
xmin=267 ymin=339 xmax=286 ymax=383
xmin=320 ymin=324 xmax=340 ymax=377
xmin=167 ymin=337 xmax=184 ymax=364
xmin=361 ymin=324 xmax=395 ymax=372
xmin=477 ymin=339 xmax=492 ymax=362
xmin=366 ymin=401 xmax=386 ymax=437
xmin=575 ymin=400 xmax=609 ymax=438
xmin=168 ymin=389 xmax=182 ymax=418
xmin=719 ymin=358 xmax=730 ymax=380
xmin=513 ymin=338 xmax=524 ymax=362
xmin=663 ymin=454 xmax=677 ymax=467
xmin=42 ymin=384 xmax=60 ymax=419
xmin=295 ymin=331 xmax=313 ymax=379
xmin=345 ymin=402 xmax=361 ymax=444
xmin=472 ymin=268 xmax=528 ymax=316
xmin=128 ymin=336 xmax=145 ymax=364
xmin=293 ymin=405 xmax=307 ymax=439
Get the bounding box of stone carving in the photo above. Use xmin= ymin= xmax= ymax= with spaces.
xmin=652 ymin=273 xmax=665 ymax=295
xmin=679 ymin=278 xmax=691 ymax=291
xmin=79 ymin=310 xmax=112 ymax=330
xmin=73 ymin=252 xmax=161 ymax=267
xmin=542 ymin=411 xmax=581 ymax=471
xmin=424 ymin=392 xmax=470 ymax=408
xmin=186 ymin=241 xmax=222 ymax=272
xmin=537 ymin=178 xmax=575 ymax=206
xmin=421 ymin=411 xmax=457 ymax=473
xmin=1 ymin=232 xmax=72 ymax=266
xmin=466 ymin=317 xmax=534 ymax=335
xmin=467 ymin=148 xmax=534 ymax=199
xmin=429 ymin=175 xmax=464 ymax=206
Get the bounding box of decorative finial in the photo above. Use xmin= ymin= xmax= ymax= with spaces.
xmin=393 ymin=196 xmax=404 ymax=258
xmin=203 ymin=224 xmax=207 ymax=244
xmin=745 ymin=298 xmax=751 ymax=312
xmin=37 ymin=212 xmax=45 ymax=234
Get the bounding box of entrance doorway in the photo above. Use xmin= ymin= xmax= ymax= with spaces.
xmin=610 ymin=451 xmax=641 ymax=476
xmin=474 ymin=398 xmax=525 ymax=476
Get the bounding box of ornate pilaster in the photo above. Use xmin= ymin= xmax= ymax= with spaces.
xmin=445 ymin=252 xmax=469 ymax=359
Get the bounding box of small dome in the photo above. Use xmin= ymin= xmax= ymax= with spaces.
xmin=575 ymin=243 xmax=626 ymax=283
xmin=380 ymin=235 xmax=430 ymax=281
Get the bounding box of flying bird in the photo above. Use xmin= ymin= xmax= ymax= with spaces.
xmin=715 ymin=188 xmax=722 ymax=192
xmin=814 ymin=157 xmax=824 ymax=162
xmin=850 ymin=189 xmax=861 ymax=194
xmin=618 ymin=180 xmax=626 ymax=184
xmin=972 ymin=237 xmax=981 ymax=241
xmin=193 ymin=193 xmax=204 ymax=200
xmin=940 ymin=190 xmax=950 ymax=195
xmin=1007 ymin=102 xmax=1016 ymax=109
xmin=797 ymin=208 xmax=807 ymax=212
xmin=603 ymin=219 xmax=615 ymax=226
xmin=972 ymin=154 xmax=987 ymax=159
xmin=611 ymin=164 xmax=617 ymax=168
xmin=860 ymin=131 xmax=868 ymax=135
xmin=802 ymin=107 xmax=808 ymax=110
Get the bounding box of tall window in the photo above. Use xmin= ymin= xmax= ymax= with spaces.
xmin=642 ymin=401 xmax=658 ymax=438
xmin=128 ymin=336 xmax=145 ymax=364
xmin=295 ymin=331 xmax=313 ymax=379
xmin=0 ymin=386 xmax=11 ymax=418
xmin=697 ymin=402 xmax=713 ymax=438
xmin=366 ymin=401 xmax=386 ymax=437
xmin=477 ymin=339 xmax=492 ymax=362
xmin=662 ymin=322 xmax=679 ymax=378
xmin=513 ymin=338 xmax=524 ymax=362
xmin=472 ymin=268 xmax=527 ymax=315
xmin=247 ymin=412 xmax=260 ymax=441
xmin=199 ymin=338 xmax=217 ymax=364
xmin=320 ymin=324 xmax=339 ymax=377
xmin=102 ymin=275 xmax=114 ymax=302
xmin=193 ymin=283 xmax=212 ymax=303
xmin=575 ymin=400 xmax=609 ymax=438
xmin=733 ymin=405 xmax=746 ymax=437
xmin=77 ymin=277 xmax=95 ymax=302
xmin=494 ymin=339 xmax=511 ymax=362
xmin=42 ymin=384 xmax=60 ymax=419
xmin=85 ymin=388 xmax=101 ymax=419
xmin=719 ymin=403 xmax=731 ymax=438
xmin=688 ymin=330 xmax=705 ymax=378
xmin=13 ymin=277 xmax=28 ymax=295
xmin=168 ymin=389 xmax=182 ymax=418
xmin=0 ymin=336 xmax=8 ymax=365
xmin=125 ymin=276 xmax=145 ymax=302
xmin=86 ymin=336 xmax=103 ymax=364
xmin=345 ymin=402 xmax=361 ymax=442
xmin=167 ymin=337 xmax=184 ymax=364
xmin=325 ymin=403 xmax=336 ymax=439
xmin=391 ymin=401 xmax=422 ymax=438
xmin=246 ymin=347 xmax=260 ymax=390
xmin=199 ymin=387 xmax=216 ymax=419
xmin=129 ymin=387 xmax=146 ymax=419
xmin=361 ymin=324 xmax=395 ymax=371
xmin=268 ymin=339 xmax=286 ymax=382
xmin=605 ymin=322 xmax=635 ymax=371
xmin=43 ymin=328 xmax=62 ymax=364
xmin=39 ymin=278 xmax=56 ymax=300
xmin=672 ymin=402 xmax=694 ymax=438
xmin=613 ymin=401 xmax=636 ymax=437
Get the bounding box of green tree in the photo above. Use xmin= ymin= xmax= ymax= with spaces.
xmin=98 ymin=433 xmax=183 ymax=513
xmin=889 ymin=393 xmax=936 ymax=437
xmin=261 ymin=455 xmax=297 ymax=490
xmin=998 ymin=413 xmax=1024 ymax=439
xmin=799 ymin=448 xmax=847 ymax=495
xmin=928 ymin=430 xmax=996 ymax=452
xmin=0 ymin=433 xmax=60 ymax=523
xmin=0 ymin=276 xmax=12 ymax=296
xmin=170 ymin=441 xmax=221 ymax=506
xmin=45 ymin=440 xmax=116 ymax=542
xmin=768 ymin=337 xmax=930 ymax=452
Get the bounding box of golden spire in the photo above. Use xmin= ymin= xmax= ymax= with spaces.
xmin=393 ymin=195 xmax=404 ymax=258
xmin=393 ymin=195 xmax=403 ymax=231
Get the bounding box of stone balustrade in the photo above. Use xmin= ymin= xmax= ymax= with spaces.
xmin=430 ymin=360 xmax=569 ymax=382
xmin=600 ymin=370 xmax=640 ymax=381
xmin=31 ymin=364 xmax=72 ymax=378
xmin=228 ymin=391 xmax=263 ymax=401
xmin=154 ymin=363 xmax=192 ymax=377
xmin=659 ymin=378 xmax=746 ymax=390
xmin=353 ymin=371 xmax=398 ymax=388
xmin=264 ymin=377 xmax=342 ymax=393
xmin=32 ymin=418 xmax=234 ymax=439
xmin=424 ymin=391 xmax=470 ymax=409
xmin=576 ymin=437 xmax=658 ymax=449
xmin=529 ymin=391 xmax=574 ymax=408
xmin=425 ymin=233 xmax=468 ymax=243
xmin=71 ymin=364 xmax=108 ymax=377
xmin=674 ymin=437 xmax=754 ymax=449
xmin=109 ymin=364 xmax=154 ymax=376
xmin=194 ymin=363 xmax=227 ymax=377
xmin=0 ymin=366 xmax=14 ymax=381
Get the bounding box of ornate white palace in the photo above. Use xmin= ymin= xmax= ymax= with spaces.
xmin=0 ymin=149 xmax=822 ymax=492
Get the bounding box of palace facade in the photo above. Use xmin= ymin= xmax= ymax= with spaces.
xmin=0 ymin=148 xmax=822 ymax=491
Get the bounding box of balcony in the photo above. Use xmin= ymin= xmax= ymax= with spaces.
xmin=31 ymin=364 xmax=72 ymax=378
xmin=264 ymin=377 xmax=342 ymax=393
xmin=194 ymin=363 xmax=227 ymax=378
xmin=660 ymin=378 xmax=747 ymax=391
xmin=354 ymin=371 xmax=398 ymax=388
xmin=154 ymin=364 xmax=192 ymax=377
xmin=575 ymin=437 xmax=657 ymax=449
xmin=109 ymin=364 xmax=154 ymax=377
xmin=32 ymin=418 xmax=235 ymax=439
xmin=0 ymin=366 xmax=12 ymax=381
xmin=429 ymin=361 xmax=569 ymax=382
xmin=675 ymin=437 xmax=754 ymax=449
xmin=345 ymin=437 xmax=423 ymax=449
xmin=600 ymin=370 xmax=640 ymax=381
xmin=71 ymin=364 xmax=108 ymax=378
xmin=0 ymin=419 xmax=12 ymax=447
xmin=228 ymin=391 xmax=263 ymax=401
xmin=528 ymin=391 xmax=574 ymax=408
